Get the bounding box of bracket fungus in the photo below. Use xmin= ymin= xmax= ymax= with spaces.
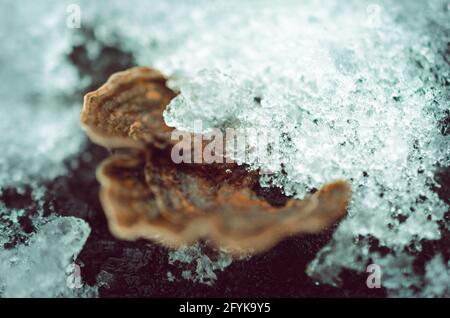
xmin=81 ymin=67 xmax=176 ymax=149
xmin=81 ymin=66 xmax=350 ymax=255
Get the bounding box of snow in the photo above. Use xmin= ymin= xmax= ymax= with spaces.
xmin=422 ymin=254 xmax=450 ymax=297
xmin=0 ymin=0 xmax=84 ymax=188
xmin=0 ymin=217 xmax=96 ymax=297
xmin=160 ymin=0 xmax=449 ymax=296
xmin=168 ymin=243 xmax=233 ymax=286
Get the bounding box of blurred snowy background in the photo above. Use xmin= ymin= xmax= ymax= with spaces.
xmin=0 ymin=0 xmax=448 ymax=297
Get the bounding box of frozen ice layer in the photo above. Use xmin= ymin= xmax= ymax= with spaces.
xmin=0 ymin=217 xmax=96 ymax=297
xmin=159 ymin=0 xmax=450 ymax=296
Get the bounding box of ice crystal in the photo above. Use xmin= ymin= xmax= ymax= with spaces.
xmin=168 ymin=243 xmax=233 ymax=286
xmin=0 ymin=217 xmax=96 ymax=297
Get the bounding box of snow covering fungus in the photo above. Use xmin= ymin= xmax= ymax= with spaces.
xmin=82 ymin=66 xmax=350 ymax=255
xmin=0 ymin=0 xmax=449 ymax=297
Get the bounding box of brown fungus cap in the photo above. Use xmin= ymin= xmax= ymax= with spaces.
xmin=81 ymin=66 xmax=176 ymax=149
xmin=81 ymin=66 xmax=351 ymax=255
